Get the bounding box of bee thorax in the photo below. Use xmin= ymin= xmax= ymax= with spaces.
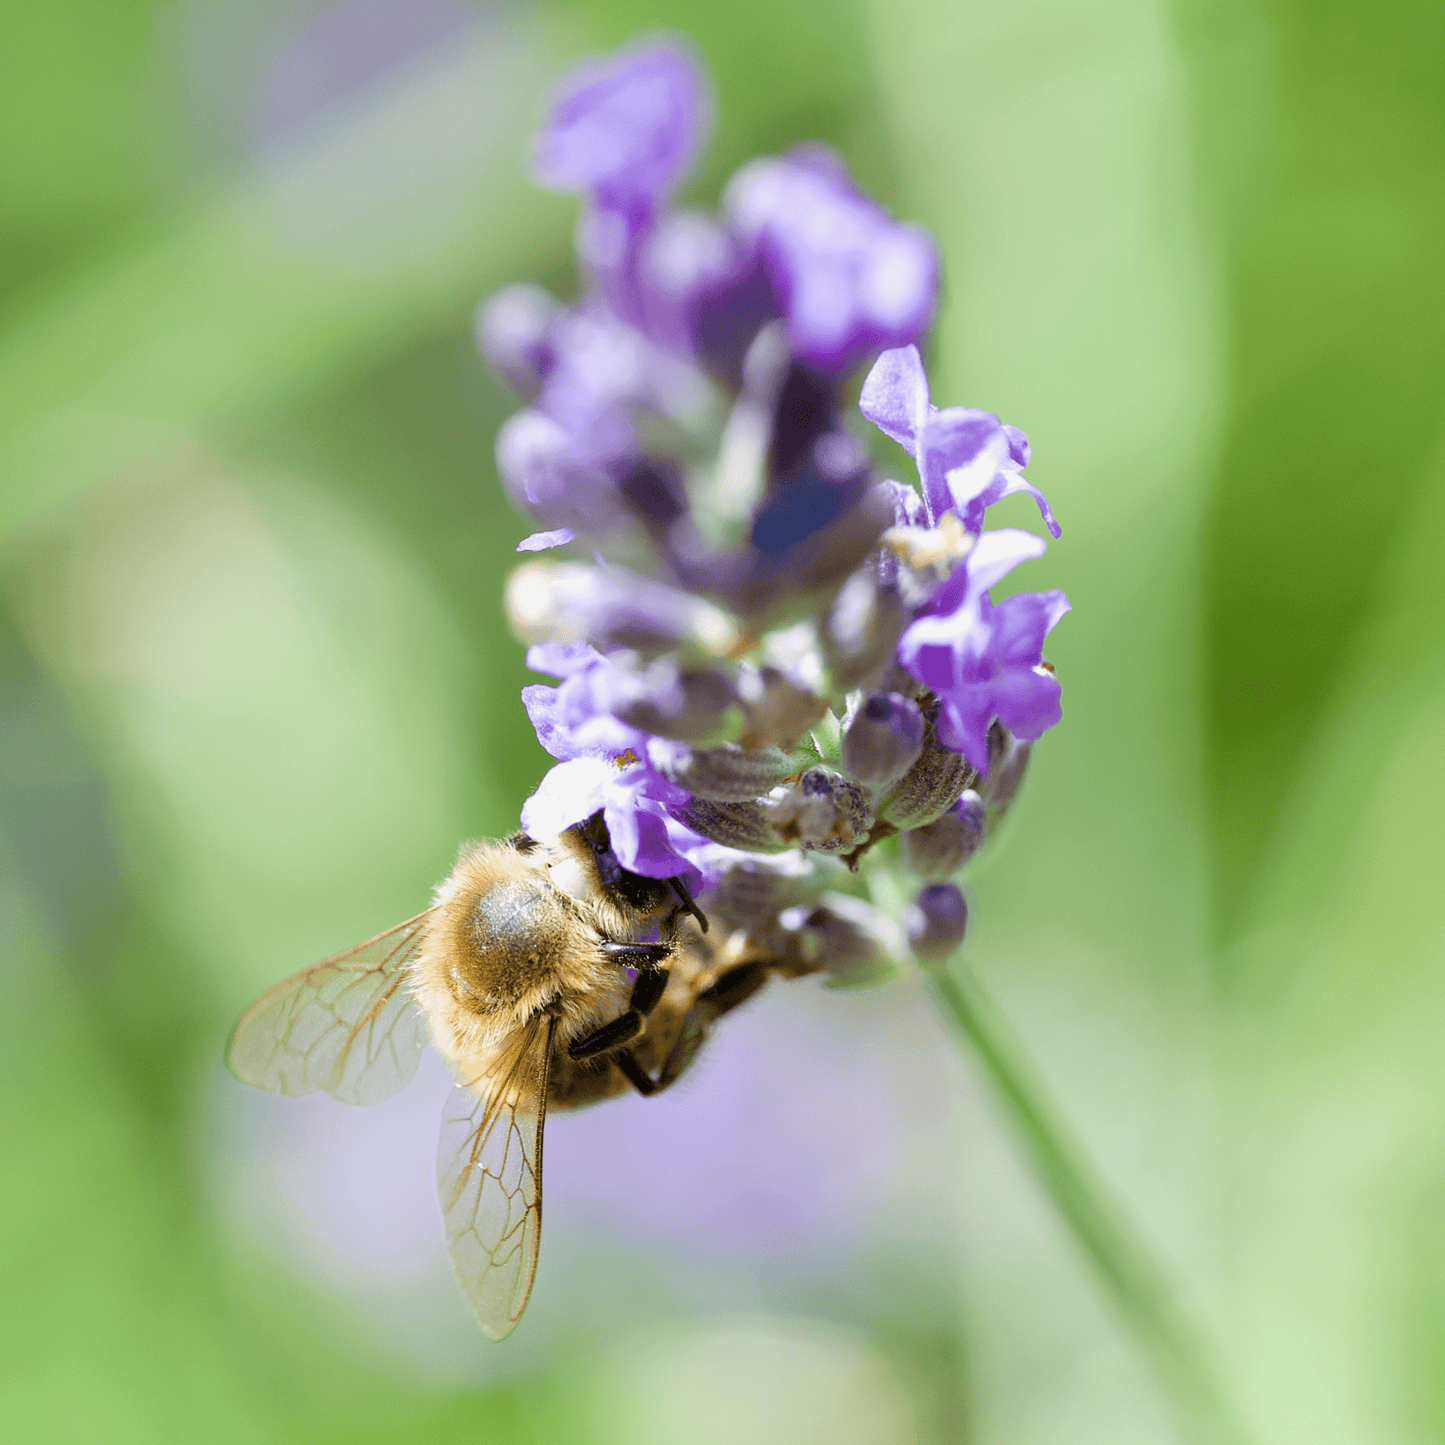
xmin=452 ymin=879 xmax=574 ymax=1009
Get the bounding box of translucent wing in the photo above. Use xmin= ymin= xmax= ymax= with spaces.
xmin=226 ymin=914 xmax=431 ymax=1106
xmin=437 ymin=1015 xmax=555 ymax=1341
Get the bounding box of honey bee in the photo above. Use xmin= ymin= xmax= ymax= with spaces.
xmin=226 ymin=813 xmax=782 ymax=1340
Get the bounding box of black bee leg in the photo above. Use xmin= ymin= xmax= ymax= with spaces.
xmin=627 ymin=962 xmax=671 ymax=1016
xmin=612 ymin=1048 xmax=658 ymax=1097
xmin=599 ymin=941 xmax=673 ymax=1017
xmin=568 ymin=1009 xmax=645 ymax=1060
xmin=695 ymin=960 xmax=770 ymax=1017
xmin=600 ymin=941 xmax=672 ymax=967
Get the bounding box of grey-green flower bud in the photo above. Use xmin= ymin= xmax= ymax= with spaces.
xmin=615 ymin=667 xmax=737 ymax=742
xmin=899 ymin=790 xmax=986 ymax=879
xmin=704 ymin=850 xmax=845 ymax=934
xmin=656 ymin=742 xmax=805 ymax=801
xmin=906 ymin=882 xmax=968 ymax=961
xmin=673 ymin=796 xmax=788 ymax=852
xmin=735 ymin=664 xmax=827 ymax=750
xmin=981 ymin=725 xmax=1032 ymax=819
xmin=840 ymin=691 xmax=924 ymax=791
xmin=769 ymin=893 xmax=899 ymax=987
xmin=822 ymin=571 xmax=906 ymax=692
xmin=878 ymin=705 xmax=978 ymax=829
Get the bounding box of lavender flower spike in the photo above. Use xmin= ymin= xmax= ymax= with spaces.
xmin=897 ymin=529 xmax=1071 ymax=773
xmin=860 ymin=345 xmax=1060 ymax=538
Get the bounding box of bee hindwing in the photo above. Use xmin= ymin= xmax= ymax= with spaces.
xmin=437 ymin=1015 xmax=554 ymax=1341
xmin=226 ymin=914 xmax=431 ymax=1106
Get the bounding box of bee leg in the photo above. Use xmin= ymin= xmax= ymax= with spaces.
xmin=696 ymin=960 xmax=770 ymax=1018
xmin=612 ymin=1047 xmax=658 ymax=1097
xmin=599 ymin=942 xmax=673 ymax=1018
xmin=567 ymin=1009 xmax=645 ymax=1060
xmin=567 ymin=954 xmax=673 ymax=1071
xmin=652 ymin=961 xmax=772 ymax=1093
xmin=600 ymin=941 xmax=672 ymax=966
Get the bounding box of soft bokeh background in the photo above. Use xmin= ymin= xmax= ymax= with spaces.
xmin=2 ymin=1 xmax=1442 ymax=1441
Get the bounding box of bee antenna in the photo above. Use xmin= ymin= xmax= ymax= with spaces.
xmin=668 ymin=875 xmax=709 ymax=934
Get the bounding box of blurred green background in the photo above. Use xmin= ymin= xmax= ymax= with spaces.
xmin=2 ymin=0 xmax=1443 ymax=1441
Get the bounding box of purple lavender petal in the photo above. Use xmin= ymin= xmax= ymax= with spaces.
xmin=898 ymin=530 xmax=1068 ymax=772
xmin=603 ymin=772 xmax=702 ymax=886
xmin=521 ymin=683 xmax=571 ymax=760
xmin=517 ymin=528 xmax=576 ymax=552
xmin=526 ymin=640 xmax=602 ymax=679
xmin=725 ymin=148 xmax=938 ymax=373
xmin=860 ymin=351 xmax=1059 ymax=536
xmin=858 ymin=344 xmax=930 ymax=450
xmin=978 ymin=663 xmax=1063 ymax=743
xmin=1003 ymin=424 xmax=1031 ymax=468
xmin=530 ymin=40 xmax=709 ymax=214
xmin=988 ymin=588 xmax=1072 ymax=666
xmin=955 ymin=527 xmax=1048 ymax=597
xmin=520 ymin=757 xmax=615 ymax=837
xmin=637 ymin=209 xmax=776 ymax=365
xmin=495 ymin=410 xmax=626 ymax=536
xmin=918 ymin=409 xmax=1009 ymax=526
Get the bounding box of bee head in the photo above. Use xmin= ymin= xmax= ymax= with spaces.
xmin=568 ymin=812 xmax=673 ymax=925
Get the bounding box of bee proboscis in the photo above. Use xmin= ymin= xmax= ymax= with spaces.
xmin=227 ymin=816 xmax=784 ymax=1339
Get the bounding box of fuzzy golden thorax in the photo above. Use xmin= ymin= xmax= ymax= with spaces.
xmin=410 ymin=840 xmax=632 ymax=1070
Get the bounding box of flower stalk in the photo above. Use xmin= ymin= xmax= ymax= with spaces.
xmin=926 ymin=951 xmax=1254 ymax=1445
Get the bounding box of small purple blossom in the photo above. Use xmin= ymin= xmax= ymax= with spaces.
xmin=520 ymin=643 xmax=712 ymax=885
xmin=897 ymin=529 xmax=1071 ymax=773
xmin=726 ymin=148 xmax=938 ymax=373
xmin=860 ymin=345 xmax=1060 ymax=537
xmin=531 ymin=41 xmax=708 ymax=217
xmin=532 ymin=41 xmax=710 ymax=324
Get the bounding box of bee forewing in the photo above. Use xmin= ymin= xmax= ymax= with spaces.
xmin=437 ymin=1016 xmax=553 ymax=1342
xmin=226 ymin=913 xmax=431 ymax=1106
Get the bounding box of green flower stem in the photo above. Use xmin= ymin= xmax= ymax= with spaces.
xmin=926 ymin=957 xmax=1253 ymax=1445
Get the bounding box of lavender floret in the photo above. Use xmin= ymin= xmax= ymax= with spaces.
xmin=726 ymin=148 xmax=938 ymax=373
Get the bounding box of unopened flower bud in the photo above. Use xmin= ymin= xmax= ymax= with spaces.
xmin=615 ymin=667 xmax=735 ymax=742
xmin=506 ymin=561 xmax=737 ymax=656
xmin=906 ymin=882 xmax=968 ymax=961
xmin=981 ymin=726 xmax=1033 ymax=817
xmin=841 ymin=691 xmax=924 ymax=791
xmin=764 ymin=768 xmax=873 ymax=853
xmin=655 ymin=742 xmax=804 ymax=801
xmin=772 ymin=893 xmax=899 ymax=986
xmin=878 ymin=706 xmax=977 ymax=829
xmin=735 ymin=664 xmax=827 ymax=750
xmin=899 ymin=790 xmax=986 ymax=879
xmin=703 ymin=849 xmax=842 ymax=933
xmin=822 ymin=570 xmax=906 ymax=691
xmin=672 ymin=796 xmax=786 ymax=853
xmin=477 ymin=284 xmax=557 ymax=399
